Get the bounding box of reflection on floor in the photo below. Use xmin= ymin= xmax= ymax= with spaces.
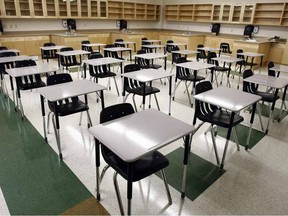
xmin=1 ymin=57 xmax=288 ymax=215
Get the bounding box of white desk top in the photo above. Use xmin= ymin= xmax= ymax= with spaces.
xmin=89 ymin=108 xmax=195 ymax=162
xmin=121 ymin=68 xmax=173 ymax=82
xmin=0 ymin=49 xmax=20 ymax=54
xmin=0 ymin=55 xmax=31 ymax=64
xmin=175 ymin=61 xmax=215 ymax=71
xmin=171 ymin=50 xmax=199 ymax=55
xmin=237 ymin=52 xmax=264 ymax=57
xmin=270 ymin=64 xmax=288 ymax=73
xmin=134 ymin=53 xmax=167 ymax=59
xmin=243 ymin=74 xmax=288 ymax=89
xmin=82 ymin=43 xmax=106 ymax=47
xmin=38 ymin=80 xmax=106 ymax=101
xmin=82 ymin=57 xmax=124 ymax=66
xmin=166 ymin=43 xmax=187 ymax=46
xmin=114 ymin=41 xmax=136 ymax=45
xmin=6 ymin=65 xmax=58 ymax=78
xmin=198 ymin=47 xmax=221 ymax=51
xmin=142 ymin=39 xmax=161 ymax=43
xmin=194 ymin=87 xmax=261 ymax=112
xmin=103 ymin=47 xmax=132 ymax=52
xmin=40 ymin=46 xmax=66 ymax=50
xmin=56 ymin=50 xmax=90 ymax=56
xmin=142 ymin=45 xmax=166 ymax=48
xmin=212 ymin=56 xmax=243 ymax=63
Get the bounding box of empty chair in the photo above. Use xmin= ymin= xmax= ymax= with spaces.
xmin=136 ymin=49 xmax=161 ymax=70
xmin=81 ymin=40 xmax=93 ymax=53
xmin=166 ymin=40 xmax=174 ymax=53
xmin=88 ymin=53 xmax=119 ymax=96
xmin=219 ymin=42 xmax=232 ymax=56
xmin=173 ymin=57 xmax=205 ymax=107
xmin=123 ymin=64 xmax=160 ymax=111
xmin=242 ymin=69 xmax=279 ymax=131
xmin=236 ymin=49 xmax=257 ymax=69
xmin=207 ymin=51 xmax=230 ymax=87
xmin=193 ymin=81 xmax=244 ymax=165
xmin=46 ymin=73 xmax=92 ymax=158
xmin=41 ymin=42 xmax=57 ymax=62
xmin=0 ymin=46 xmax=8 ymax=50
xmin=171 ymin=46 xmax=181 ymax=64
xmin=235 ymin=49 xmax=251 ymax=88
xmin=196 ymin=44 xmax=207 ymax=62
xmin=114 ymin=39 xmax=125 ymax=47
xmin=59 ymin=47 xmax=81 ymax=73
xmin=99 ymin=103 xmax=171 ymax=215
xmin=0 ymin=51 xmax=17 ymax=95
xmin=104 ymin=44 xmax=124 ymax=60
xmin=268 ymin=61 xmax=277 ymax=77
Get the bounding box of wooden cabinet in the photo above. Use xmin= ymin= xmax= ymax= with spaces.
xmin=44 ymin=0 xmax=57 ymax=17
xmin=212 ymin=5 xmax=221 ymax=22
xmin=51 ymin=34 xmax=88 ymax=50
xmin=123 ymin=2 xmax=135 ymax=20
xmin=253 ymin=3 xmax=284 ymax=26
xmin=165 ymin=4 xmax=178 ymax=21
xmin=193 ymin=4 xmax=212 ymax=22
xmin=212 ymin=4 xmax=231 ymax=23
xmin=178 ymin=4 xmax=193 ymax=21
xmin=1 ymin=0 xmax=18 ymax=17
xmin=32 ymin=0 xmax=44 ymax=17
xmin=107 ymin=0 xmax=123 ymax=19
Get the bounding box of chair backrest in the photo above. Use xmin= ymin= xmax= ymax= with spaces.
xmin=104 ymin=44 xmax=120 ymax=58
xmin=207 ymin=51 xmax=219 ymax=66
xmin=136 ymin=50 xmax=150 ymax=68
xmin=59 ymin=47 xmax=78 ymax=67
xmin=42 ymin=43 xmax=57 ymax=60
xmin=0 ymin=51 xmax=17 ymax=58
xmin=166 ymin=40 xmax=174 ymax=53
xmin=196 ymin=44 xmax=206 ymax=61
xmin=171 ymin=46 xmax=181 ymax=63
xmin=0 ymin=51 xmax=17 ymax=72
xmin=219 ymin=42 xmax=232 ymax=55
xmin=268 ymin=61 xmax=275 ymax=77
xmin=141 ymin=38 xmax=151 ymax=45
xmin=236 ymin=49 xmax=244 ymax=60
xmin=114 ymin=39 xmax=125 ymax=47
xmin=81 ymin=40 xmax=93 ymax=52
xmin=100 ymin=103 xmax=135 ymax=124
xmin=88 ymin=53 xmax=109 ymax=77
xmin=44 ymin=42 xmax=56 ymax=47
xmin=193 ymin=81 xmax=217 ymax=125
xmin=123 ymin=64 xmax=142 ymax=90
xmin=175 ymin=57 xmax=191 ymax=78
xmin=242 ymin=69 xmax=257 ymax=94
xmin=15 ymin=59 xmax=36 ymax=68
xmin=0 ymin=46 xmax=8 ymax=50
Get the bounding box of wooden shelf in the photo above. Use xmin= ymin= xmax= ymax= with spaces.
xmin=253 ymin=2 xmax=284 ymax=25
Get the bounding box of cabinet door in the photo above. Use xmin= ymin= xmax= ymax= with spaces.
xmin=241 ymin=4 xmax=254 ymax=23
xmin=57 ymin=0 xmax=68 ymax=17
xmin=18 ymin=0 xmax=32 ymax=17
xmin=231 ymin=5 xmax=241 ymax=23
xmin=32 ymin=0 xmax=44 ymax=17
xmin=45 ymin=0 xmax=57 ymax=17
xmin=99 ymin=1 xmax=107 ymax=18
xmin=2 ymin=0 xmax=18 ymax=17
xmin=221 ymin=4 xmax=231 ymax=22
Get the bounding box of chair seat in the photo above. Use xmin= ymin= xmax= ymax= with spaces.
xmin=197 ymin=109 xmax=244 ymax=128
xmin=256 ymin=91 xmax=279 ymax=103
xmin=178 ymin=74 xmax=205 ymax=82
xmin=126 ymin=86 xmax=160 ymax=96
xmin=103 ymin=148 xmax=169 ymax=182
xmin=19 ymin=81 xmax=46 ymax=90
xmin=214 ymin=66 xmax=229 ymax=72
xmin=50 ymin=100 xmax=89 ymax=116
xmin=95 ymin=72 xmax=116 ymax=78
xmin=150 ymin=64 xmax=162 ymax=69
xmin=62 ymin=62 xmax=81 ymax=67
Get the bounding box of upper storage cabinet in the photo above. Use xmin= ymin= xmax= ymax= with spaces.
xmin=178 ymin=4 xmax=193 ymax=21
xmin=107 ymin=0 xmax=123 ymax=19
xmin=253 ymin=2 xmax=284 ymax=26
xmin=231 ymin=4 xmax=254 ymax=23
xmin=165 ymin=4 xmax=178 ymax=21
xmin=1 ymin=0 xmax=18 ymax=17
xmin=193 ymin=4 xmax=212 ymax=22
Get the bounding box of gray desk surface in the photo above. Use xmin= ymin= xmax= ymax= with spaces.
xmin=134 ymin=53 xmax=167 ymax=59
xmin=40 ymin=46 xmax=66 ymax=50
xmin=212 ymin=56 xmax=243 ymax=63
xmin=194 ymin=87 xmax=261 ymax=112
xmin=82 ymin=57 xmax=124 ymax=66
xmin=142 ymin=39 xmax=161 ymax=43
xmin=237 ymin=52 xmax=264 ymax=57
xmin=141 ymin=44 xmax=166 ymax=48
xmin=0 ymin=55 xmax=31 ymax=63
xmin=171 ymin=50 xmax=199 ymax=55
xmin=38 ymin=80 xmax=106 ymax=102
xmin=243 ymin=74 xmax=288 ymax=89
xmin=0 ymin=49 xmax=20 ymax=54
xmin=56 ymin=50 xmax=90 ymax=56
xmin=89 ymin=108 xmax=195 ymax=162
xmin=82 ymin=43 xmax=106 ymax=47
xmin=5 ymin=65 xmax=58 ymax=78
xmin=103 ymin=47 xmax=132 ymax=52
xmin=114 ymin=41 xmax=136 ymax=45
xmin=175 ymin=61 xmax=214 ymax=71
xmin=121 ymin=68 xmax=173 ymax=81
xmin=198 ymin=47 xmax=221 ymax=51
xmin=270 ymin=64 xmax=288 ymax=73
xmin=166 ymin=42 xmax=187 ymax=46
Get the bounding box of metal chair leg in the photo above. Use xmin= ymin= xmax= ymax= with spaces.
xmin=210 ymin=125 xmax=220 ymax=165
xmin=99 ymin=165 xmax=110 ymax=183
xmin=132 ymin=94 xmax=138 ymax=112
xmin=160 ymin=169 xmax=172 ymax=204
xmin=154 ymin=94 xmax=160 ymax=111
xmin=113 ymin=172 xmax=125 ymax=215
xmin=184 ymin=81 xmax=192 ymax=107
xmin=232 ymin=127 xmax=240 ymax=151
xmin=113 ymin=76 xmax=120 ymax=96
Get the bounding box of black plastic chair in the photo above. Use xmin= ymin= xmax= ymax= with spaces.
xmin=99 ymin=103 xmax=171 ymax=215
xmin=46 ymin=73 xmax=92 ymax=156
xmin=207 ymin=51 xmax=230 ymax=87
xmin=81 ymin=40 xmax=93 ymax=53
xmin=41 ymin=42 xmax=57 ymax=62
xmin=88 ymin=53 xmax=119 ymax=96
xmin=114 ymin=39 xmax=125 ymax=47
xmin=219 ymin=42 xmax=232 ymax=56
xmin=193 ymin=81 xmax=243 ymax=165
xmin=236 ymin=49 xmax=257 ymax=69
xmin=136 ymin=49 xmax=161 ymax=70
xmin=0 ymin=46 xmax=8 ymax=50
xmin=104 ymin=44 xmax=124 ymax=60
xmin=242 ymin=69 xmax=279 ymax=131
xmin=59 ymin=47 xmax=81 ymax=73
xmin=15 ymin=59 xmax=46 ymax=91
xmin=173 ymin=57 xmax=205 ymax=107
xmin=166 ymin=40 xmax=174 ymax=53
xmin=268 ymin=62 xmax=277 ymax=77
xmin=123 ymin=64 xmax=160 ymax=111
xmin=196 ymin=44 xmax=207 ymax=62
xmin=0 ymin=51 xmax=17 ymax=94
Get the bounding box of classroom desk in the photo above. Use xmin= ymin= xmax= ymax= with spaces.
xmin=166 ymin=42 xmax=188 ymax=50
xmin=134 ymin=53 xmax=168 ymax=70
xmin=270 ymin=64 xmax=288 ymax=77
xmin=103 ymin=47 xmax=132 ymax=61
xmin=38 ymin=80 xmax=106 ymax=159
xmin=82 ymin=43 xmax=106 ymax=53
xmin=89 ymin=108 xmax=195 ymax=214
xmin=211 ymin=56 xmax=243 ymax=88
xmin=243 ymin=74 xmax=288 ymax=133
xmin=114 ymin=41 xmax=136 ymax=52
xmin=194 ymin=87 xmax=261 ymax=168
xmin=142 ymin=39 xmax=161 ymax=44
xmin=175 ymin=61 xmax=215 ymax=106
xmin=82 ymin=57 xmax=124 ymax=78
xmin=197 ymin=47 xmax=221 ymax=52
xmin=237 ymin=52 xmax=264 ymax=73
xmin=40 ymin=46 xmax=66 ymax=62
xmin=141 ymin=44 xmax=166 ymax=53
xmin=121 ymin=68 xmax=174 ymax=115
xmin=0 ymin=49 xmax=20 ymax=55
xmin=56 ymin=50 xmax=90 ymax=68
xmin=5 ymin=65 xmax=58 ymax=119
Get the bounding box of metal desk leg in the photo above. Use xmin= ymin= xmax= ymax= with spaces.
xmin=95 ymin=138 xmax=101 ymax=201
xmin=53 ymin=104 xmax=62 ymax=159
xmin=40 ymin=95 xmax=47 ymax=143
xmin=246 ymin=103 xmax=257 ymax=150
xmin=278 ymin=86 xmax=287 ymax=122
xmin=266 ymin=89 xmax=279 ymax=134
xmin=181 ymin=134 xmax=192 ymax=198
xmin=168 ymin=76 xmax=172 ymax=116
xmin=127 ymin=164 xmax=133 ymax=215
